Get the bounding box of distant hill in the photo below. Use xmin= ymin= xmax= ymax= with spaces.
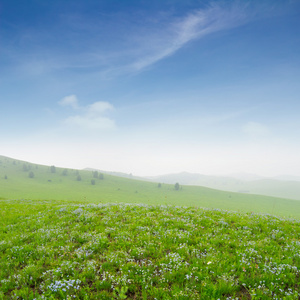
xmin=148 ymin=172 xmax=300 ymax=201
xmin=1 ymin=155 xmax=300 ymax=218
xmin=228 ymin=172 xmax=265 ymax=181
xmin=84 ymin=167 xmax=149 ymax=181
xmin=273 ymin=175 xmax=300 ymax=181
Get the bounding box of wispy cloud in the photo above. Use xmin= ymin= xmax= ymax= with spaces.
xmin=4 ymin=2 xmax=251 ymax=79
xmin=129 ymin=2 xmax=249 ymax=72
xmin=59 ymin=95 xmax=115 ymax=130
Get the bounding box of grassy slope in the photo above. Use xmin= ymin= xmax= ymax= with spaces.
xmin=1 ymin=155 xmax=300 ymax=218
xmin=1 ymin=200 xmax=300 ymax=299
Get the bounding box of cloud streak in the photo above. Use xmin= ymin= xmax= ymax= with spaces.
xmin=4 ymin=2 xmax=251 ymax=80
xmin=129 ymin=2 xmax=249 ymax=72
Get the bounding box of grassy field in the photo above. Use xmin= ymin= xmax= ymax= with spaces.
xmin=1 ymin=155 xmax=300 ymax=218
xmin=1 ymin=200 xmax=300 ymax=299
xmin=1 ymin=155 xmax=300 ymax=299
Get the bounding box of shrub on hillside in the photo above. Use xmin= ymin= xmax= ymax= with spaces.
xmin=50 ymin=165 xmax=56 ymax=173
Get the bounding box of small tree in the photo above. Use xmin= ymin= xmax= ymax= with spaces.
xmin=76 ymin=175 xmax=82 ymax=181
xmin=91 ymin=179 xmax=96 ymax=185
xmin=174 ymin=182 xmax=180 ymax=190
xmin=158 ymin=183 xmax=162 ymax=188
xmin=4 ymin=175 xmax=7 ymax=180
xmin=28 ymin=171 xmax=34 ymax=178
xmin=99 ymin=173 xmax=104 ymax=180
xmin=93 ymin=171 xmax=99 ymax=179
xmin=23 ymin=163 xmax=29 ymax=172
xmin=62 ymin=169 xmax=68 ymax=176
xmin=50 ymin=165 xmax=56 ymax=173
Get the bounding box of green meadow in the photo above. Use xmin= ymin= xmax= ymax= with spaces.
xmin=1 ymin=200 xmax=300 ymax=299
xmin=1 ymin=155 xmax=300 ymax=299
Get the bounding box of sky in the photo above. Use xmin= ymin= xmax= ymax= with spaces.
xmin=1 ymin=0 xmax=300 ymax=177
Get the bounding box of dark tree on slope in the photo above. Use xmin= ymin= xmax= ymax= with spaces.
xmin=99 ymin=173 xmax=104 ymax=180
xmin=62 ymin=169 xmax=68 ymax=176
xmin=174 ymin=182 xmax=180 ymax=190
xmin=158 ymin=183 xmax=162 ymax=188
xmin=4 ymin=175 xmax=7 ymax=180
xmin=50 ymin=165 xmax=56 ymax=173
xmin=93 ymin=171 xmax=99 ymax=178
xmin=76 ymin=175 xmax=82 ymax=181
xmin=91 ymin=179 xmax=96 ymax=185
xmin=28 ymin=171 xmax=34 ymax=178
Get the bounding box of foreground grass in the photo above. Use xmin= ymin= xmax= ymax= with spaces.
xmin=1 ymin=200 xmax=300 ymax=299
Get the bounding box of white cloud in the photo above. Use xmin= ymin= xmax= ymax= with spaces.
xmin=64 ymin=114 xmax=115 ymax=130
xmin=243 ymin=122 xmax=269 ymax=137
xmin=59 ymin=95 xmax=79 ymax=109
xmin=86 ymin=102 xmax=114 ymax=116
xmin=59 ymin=96 xmax=115 ymax=130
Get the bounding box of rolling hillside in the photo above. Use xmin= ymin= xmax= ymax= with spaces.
xmin=1 ymin=155 xmax=300 ymax=218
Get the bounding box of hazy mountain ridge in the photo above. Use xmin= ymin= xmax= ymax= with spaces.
xmin=148 ymin=172 xmax=300 ymax=200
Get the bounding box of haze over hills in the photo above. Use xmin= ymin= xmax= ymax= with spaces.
xmin=84 ymin=168 xmax=147 ymax=181
xmin=147 ymin=172 xmax=300 ymax=201
xmin=272 ymin=175 xmax=300 ymax=182
xmin=229 ymin=173 xmax=300 ymax=182
xmin=89 ymin=168 xmax=300 ymax=201
xmin=1 ymin=155 xmax=300 ymax=218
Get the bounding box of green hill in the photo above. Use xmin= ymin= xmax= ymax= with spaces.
xmin=1 ymin=155 xmax=300 ymax=218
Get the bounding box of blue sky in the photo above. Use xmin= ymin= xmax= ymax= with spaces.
xmin=1 ymin=0 xmax=300 ymax=176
